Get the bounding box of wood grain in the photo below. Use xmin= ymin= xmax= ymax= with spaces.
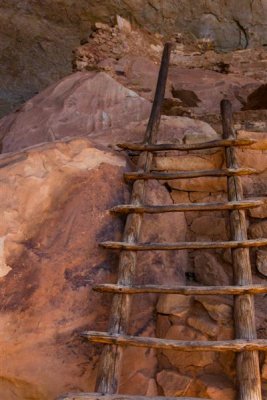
xmin=221 ymin=99 xmax=262 ymax=400
xmin=117 ymin=138 xmax=256 ymax=152
xmin=93 ymin=283 xmax=267 ymax=295
xmin=110 ymin=199 xmax=265 ymax=214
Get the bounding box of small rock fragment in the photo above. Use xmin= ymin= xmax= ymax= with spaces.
xmin=157 ymin=370 xmax=193 ymax=396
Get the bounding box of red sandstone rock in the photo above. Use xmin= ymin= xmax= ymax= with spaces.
xmin=0 ymin=138 xmax=129 ymax=398
xmin=194 ymin=252 xmax=233 ymax=286
xmin=157 ymin=294 xmax=191 ymax=317
xmin=167 ymin=176 xmax=227 ymax=192
xmin=195 ymin=296 xmax=233 ymax=324
xmin=0 ymin=71 xmax=151 ymax=153
xmin=187 ymin=315 xmax=219 ymax=338
xmin=199 ymin=374 xmax=235 ymax=400
xmin=163 ymin=325 xmax=216 ymax=371
xmin=190 ymin=216 xmax=228 ymax=239
xmin=0 ymin=69 xmax=225 ymax=156
xmin=249 ymin=220 xmax=267 ymax=239
xmin=156 ymin=370 xmax=193 ymax=396
xmin=168 ymin=67 xmax=260 ymax=116
xmin=1 ymin=62 xmax=267 ymax=400
xmin=0 ymin=138 xmax=187 ymax=399
xmin=153 ymin=151 xmax=224 ymax=172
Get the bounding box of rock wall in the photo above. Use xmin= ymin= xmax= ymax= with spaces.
xmin=1 ymin=50 xmax=267 ymax=398
xmin=1 ymin=127 xmax=267 ymax=400
xmin=153 ymin=131 xmax=267 ymax=399
xmin=0 ymin=138 xmax=187 ymax=399
xmin=2 ymin=0 xmax=267 ymax=116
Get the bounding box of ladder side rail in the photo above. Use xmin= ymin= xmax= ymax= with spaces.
xmin=221 ymin=99 xmax=262 ymax=400
xmin=95 ymin=42 xmax=172 ymax=394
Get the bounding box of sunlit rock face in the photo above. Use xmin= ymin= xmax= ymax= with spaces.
xmin=0 ymin=138 xmax=187 ymax=399
xmin=1 ymin=0 xmax=267 ymax=116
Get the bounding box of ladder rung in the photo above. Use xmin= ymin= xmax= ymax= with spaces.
xmin=82 ymin=331 xmax=267 ymax=352
xmin=117 ymin=138 xmax=257 ymax=152
xmin=110 ymin=199 xmax=264 ymax=214
xmin=58 ymin=393 xmax=207 ymax=400
xmin=124 ymin=168 xmax=257 ymax=181
xmin=100 ymin=239 xmax=267 ymax=251
xmin=93 ymin=284 xmax=267 ymax=295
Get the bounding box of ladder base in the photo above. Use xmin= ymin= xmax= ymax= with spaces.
xmin=59 ymin=393 xmax=208 ymax=400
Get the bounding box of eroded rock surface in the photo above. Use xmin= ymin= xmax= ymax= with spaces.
xmin=0 ymin=138 xmax=187 ymax=399
xmin=1 ymin=35 xmax=267 ymax=398
xmin=0 ymin=70 xmax=223 ymax=154
xmin=154 ymin=130 xmax=267 ymax=399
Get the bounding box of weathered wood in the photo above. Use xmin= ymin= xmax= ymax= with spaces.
xmin=59 ymin=393 xmax=207 ymax=400
xmin=110 ymin=199 xmax=265 ymax=214
xmin=221 ymin=99 xmax=262 ymax=400
xmin=100 ymin=239 xmax=267 ymax=251
xmin=118 ymin=138 xmax=256 ymax=152
xmin=82 ymin=332 xmax=267 ymax=352
xmin=124 ymin=167 xmax=257 ymax=181
xmin=93 ymin=283 xmax=267 ymax=295
xmin=95 ymin=42 xmax=172 ymax=394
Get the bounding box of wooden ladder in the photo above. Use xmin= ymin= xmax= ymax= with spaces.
xmin=61 ymin=43 xmax=267 ymax=400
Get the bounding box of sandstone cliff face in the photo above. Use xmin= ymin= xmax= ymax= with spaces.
xmin=0 ymin=138 xmax=187 ymax=399
xmin=1 ymin=16 xmax=267 ymax=398
xmin=1 ymin=0 xmax=267 ymax=117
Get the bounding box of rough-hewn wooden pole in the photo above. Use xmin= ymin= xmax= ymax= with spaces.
xmin=117 ymin=138 xmax=256 ymax=152
xmin=84 ymin=332 xmax=267 ymax=352
xmin=221 ymin=99 xmax=262 ymax=400
xmin=95 ymin=43 xmax=172 ymax=394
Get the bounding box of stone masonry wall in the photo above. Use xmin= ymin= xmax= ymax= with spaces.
xmin=152 ymin=130 xmax=267 ymax=399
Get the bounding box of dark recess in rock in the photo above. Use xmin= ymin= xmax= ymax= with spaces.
xmin=243 ymin=84 xmax=267 ymax=110
xmin=172 ymin=88 xmax=201 ymax=107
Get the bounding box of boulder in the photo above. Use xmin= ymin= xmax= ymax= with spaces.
xmin=0 ymin=138 xmax=187 ymax=399
xmin=0 ymin=69 xmax=227 ymax=154
xmin=169 ymin=67 xmax=259 ymax=116
xmin=153 ymin=151 xmax=224 ymax=172
xmin=0 ymin=138 xmax=128 ymax=399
